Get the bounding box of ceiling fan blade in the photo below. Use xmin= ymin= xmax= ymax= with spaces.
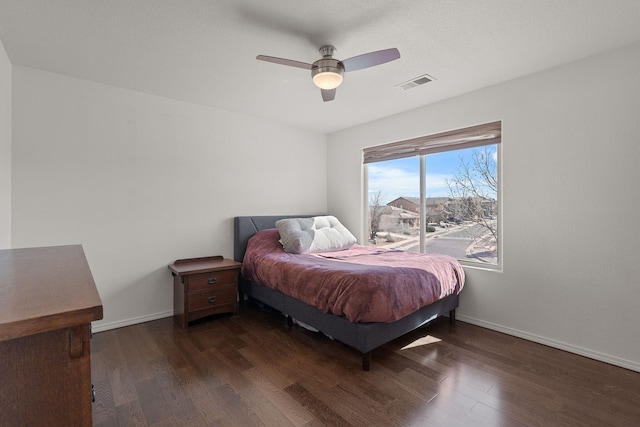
xmin=342 ymin=48 xmax=400 ymax=72
xmin=256 ymin=55 xmax=312 ymax=70
xmin=321 ymin=89 xmax=336 ymax=102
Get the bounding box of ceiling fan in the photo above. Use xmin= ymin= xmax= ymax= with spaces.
xmin=256 ymin=45 xmax=400 ymax=102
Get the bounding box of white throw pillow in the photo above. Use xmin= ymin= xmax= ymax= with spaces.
xmin=276 ymin=215 xmax=357 ymax=254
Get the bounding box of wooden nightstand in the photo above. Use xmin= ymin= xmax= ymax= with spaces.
xmin=168 ymin=255 xmax=242 ymax=328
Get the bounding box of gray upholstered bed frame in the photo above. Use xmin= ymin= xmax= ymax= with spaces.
xmin=234 ymin=215 xmax=459 ymax=370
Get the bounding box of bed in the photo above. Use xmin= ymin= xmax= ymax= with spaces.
xmin=234 ymin=215 xmax=464 ymax=370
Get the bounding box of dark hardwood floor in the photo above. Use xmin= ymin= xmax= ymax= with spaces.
xmin=92 ymin=303 xmax=640 ymax=426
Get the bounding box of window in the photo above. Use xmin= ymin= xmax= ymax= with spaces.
xmin=364 ymin=122 xmax=501 ymax=267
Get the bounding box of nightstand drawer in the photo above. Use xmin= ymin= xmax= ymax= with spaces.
xmin=187 ymin=284 xmax=236 ymax=312
xmin=187 ymin=269 xmax=237 ymax=292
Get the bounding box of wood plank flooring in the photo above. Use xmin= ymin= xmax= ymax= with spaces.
xmin=92 ymin=303 xmax=640 ymax=426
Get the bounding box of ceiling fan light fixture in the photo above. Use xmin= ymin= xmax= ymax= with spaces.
xmin=312 ymin=70 xmax=343 ymax=90
xmin=311 ymin=58 xmax=344 ymax=90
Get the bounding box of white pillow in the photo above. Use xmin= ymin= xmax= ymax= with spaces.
xmin=276 ymin=215 xmax=357 ymax=254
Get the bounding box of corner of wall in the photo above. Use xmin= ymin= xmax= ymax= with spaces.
xmin=0 ymin=37 xmax=11 ymax=249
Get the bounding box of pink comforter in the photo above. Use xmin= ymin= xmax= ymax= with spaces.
xmin=241 ymin=229 xmax=465 ymax=323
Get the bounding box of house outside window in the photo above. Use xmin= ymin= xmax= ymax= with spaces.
xmin=364 ymin=121 xmax=501 ymax=268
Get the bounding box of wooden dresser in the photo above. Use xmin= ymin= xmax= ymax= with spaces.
xmin=0 ymin=245 xmax=103 ymax=427
xmin=169 ymin=256 xmax=241 ymax=328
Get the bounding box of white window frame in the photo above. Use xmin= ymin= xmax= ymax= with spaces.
xmin=362 ymin=121 xmax=502 ymax=271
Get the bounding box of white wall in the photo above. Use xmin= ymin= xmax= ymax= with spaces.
xmin=11 ymin=67 xmax=327 ymax=331
xmin=327 ymin=44 xmax=640 ymax=371
xmin=0 ymin=38 xmax=10 ymax=249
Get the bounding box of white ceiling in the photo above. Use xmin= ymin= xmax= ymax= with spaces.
xmin=1 ymin=0 xmax=639 ymax=134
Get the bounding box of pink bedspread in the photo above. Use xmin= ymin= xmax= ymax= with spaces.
xmin=241 ymin=229 xmax=465 ymax=323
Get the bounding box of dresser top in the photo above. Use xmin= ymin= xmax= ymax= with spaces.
xmin=0 ymin=244 xmax=103 ymax=341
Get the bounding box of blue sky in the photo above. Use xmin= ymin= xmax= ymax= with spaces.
xmin=367 ymin=145 xmax=497 ymax=205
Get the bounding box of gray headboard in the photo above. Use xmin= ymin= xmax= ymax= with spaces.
xmin=233 ymin=215 xmax=322 ymax=262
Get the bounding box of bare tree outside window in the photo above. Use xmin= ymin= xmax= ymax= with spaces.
xmin=369 ymin=190 xmax=385 ymax=241
xmin=445 ymin=147 xmax=498 ymax=241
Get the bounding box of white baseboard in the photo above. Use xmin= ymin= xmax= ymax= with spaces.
xmin=456 ymin=314 xmax=640 ymax=373
xmin=91 ymin=310 xmax=174 ymax=333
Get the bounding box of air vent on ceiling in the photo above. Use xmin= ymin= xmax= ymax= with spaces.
xmin=396 ymin=74 xmax=435 ymax=91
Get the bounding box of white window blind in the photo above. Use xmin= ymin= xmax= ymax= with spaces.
xmin=363 ymin=121 xmax=501 ymax=164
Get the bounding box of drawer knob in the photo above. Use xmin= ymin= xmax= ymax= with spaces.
xmin=208 ymin=296 xmax=217 ymax=303
xmin=207 ymin=277 xmax=217 ymax=284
